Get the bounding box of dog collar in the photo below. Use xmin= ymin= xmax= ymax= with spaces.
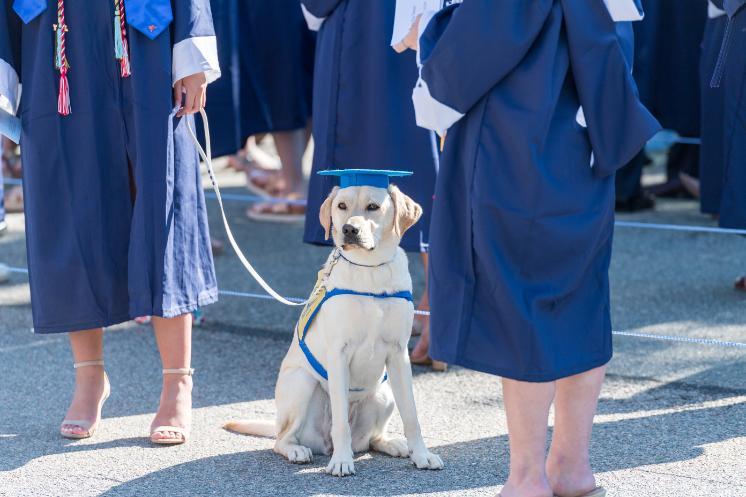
xmin=336 ymin=250 xmax=396 ymax=268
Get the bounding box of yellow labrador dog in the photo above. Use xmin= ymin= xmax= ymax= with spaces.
xmin=226 ymin=176 xmax=443 ymax=476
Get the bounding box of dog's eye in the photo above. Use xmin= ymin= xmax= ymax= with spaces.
xmin=366 ymin=203 xmax=380 ymax=211
xmin=337 ymin=202 xmax=347 ymax=210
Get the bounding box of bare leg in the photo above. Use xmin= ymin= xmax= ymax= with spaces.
xmin=150 ymin=314 xmax=193 ymax=442
xmin=61 ymin=329 xmax=107 ymax=437
xmin=272 ymin=128 xmax=307 ymax=197
xmin=500 ymin=378 xmax=555 ymax=497
xmin=546 ymin=365 xmax=607 ymax=497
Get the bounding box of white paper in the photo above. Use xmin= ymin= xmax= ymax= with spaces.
xmin=391 ymin=0 xmax=443 ymax=48
xmin=0 ymin=108 xmax=21 ymax=144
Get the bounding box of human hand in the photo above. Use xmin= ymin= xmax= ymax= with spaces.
xmin=173 ymin=72 xmax=207 ymax=117
xmin=393 ymin=14 xmax=421 ymax=53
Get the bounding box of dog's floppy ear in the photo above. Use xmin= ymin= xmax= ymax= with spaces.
xmin=319 ymin=186 xmax=340 ymax=240
xmin=389 ymin=184 xmax=422 ymax=238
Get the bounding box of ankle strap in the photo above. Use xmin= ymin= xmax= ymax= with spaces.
xmin=74 ymin=360 xmax=104 ymax=369
xmin=163 ymin=368 xmax=194 ymax=376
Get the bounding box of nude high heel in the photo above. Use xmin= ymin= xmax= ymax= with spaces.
xmin=150 ymin=368 xmax=194 ymax=445
xmin=60 ymin=360 xmax=110 ymax=439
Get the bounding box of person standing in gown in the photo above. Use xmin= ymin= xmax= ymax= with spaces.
xmin=0 ymin=0 xmax=220 ymax=444
xmin=213 ymin=0 xmax=315 ymax=222
xmin=300 ymin=0 xmax=440 ymax=367
xmin=699 ymin=2 xmax=728 ymax=219
xmin=707 ymin=0 xmax=746 ymax=290
xmin=404 ymin=1 xmax=659 ymax=495
xmin=634 ymin=0 xmax=707 ymax=198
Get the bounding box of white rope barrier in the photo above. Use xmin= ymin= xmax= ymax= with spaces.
xmin=1 ymin=263 xmax=745 ymax=350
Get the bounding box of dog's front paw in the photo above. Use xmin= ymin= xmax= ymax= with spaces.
xmin=410 ymin=450 xmax=444 ymax=470
xmin=287 ymin=445 xmax=313 ymax=464
xmin=326 ymin=453 xmax=355 ymax=477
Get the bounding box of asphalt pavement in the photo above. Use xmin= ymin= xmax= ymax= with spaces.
xmin=0 ymin=162 xmax=745 ymax=497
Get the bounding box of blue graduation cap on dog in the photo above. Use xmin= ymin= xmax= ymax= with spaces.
xmin=318 ymin=169 xmax=413 ymax=189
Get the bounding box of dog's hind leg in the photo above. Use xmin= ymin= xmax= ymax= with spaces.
xmin=367 ymin=386 xmax=409 ymax=458
xmin=273 ymin=368 xmax=320 ymax=464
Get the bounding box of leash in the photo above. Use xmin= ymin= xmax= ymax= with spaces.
xmin=185 ymin=109 xmax=307 ymax=307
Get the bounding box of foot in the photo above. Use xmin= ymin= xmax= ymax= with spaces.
xmin=246 ymin=194 xmax=307 ymax=223
xmin=150 ymin=374 xmax=192 ymax=443
xmin=735 ymin=276 xmax=746 ymax=292
xmin=499 ymin=476 xmax=553 ymax=497
xmin=546 ymin=457 xmax=597 ymax=497
xmin=245 ymin=169 xmax=286 ymax=197
xmin=410 ymin=328 xmax=431 ymax=365
xmin=679 ymin=172 xmax=700 ymax=199
xmin=61 ymin=365 xmax=108 ymax=437
xmin=282 ymin=444 xmax=313 ymax=464
xmin=326 ymin=451 xmax=355 ymax=477
xmin=410 ymin=449 xmax=444 ymax=470
xmin=371 ymin=437 xmax=409 ymax=458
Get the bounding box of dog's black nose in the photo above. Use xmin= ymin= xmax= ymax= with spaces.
xmin=342 ymin=224 xmax=359 ymax=237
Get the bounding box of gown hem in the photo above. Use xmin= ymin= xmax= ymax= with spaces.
xmin=33 ymin=287 xmax=219 ymax=334
xmin=430 ymin=348 xmax=613 ymax=383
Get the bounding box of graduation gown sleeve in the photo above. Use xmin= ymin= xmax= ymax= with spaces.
xmin=0 ymin=0 xmax=21 ymax=115
xmin=415 ymin=0 xmax=659 ymax=177
xmin=171 ymin=0 xmax=221 ymax=85
xmin=414 ymin=0 xmax=554 ymax=134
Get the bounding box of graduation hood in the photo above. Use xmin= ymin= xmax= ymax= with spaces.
xmin=12 ymin=0 xmax=173 ymax=38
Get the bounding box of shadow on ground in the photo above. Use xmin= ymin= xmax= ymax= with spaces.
xmin=93 ymin=398 xmax=746 ymax=497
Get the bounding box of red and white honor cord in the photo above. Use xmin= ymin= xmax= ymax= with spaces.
xmin=53 ymin=0 xmax=71 ymax=116
xmin=54 ymin=0 xmax=133 ymax=116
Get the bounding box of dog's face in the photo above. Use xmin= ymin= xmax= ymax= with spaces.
xmin=319 ymin=184 xmax=422 ymax=252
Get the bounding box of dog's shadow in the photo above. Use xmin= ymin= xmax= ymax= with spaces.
xmin=98 ymin=436 xmax=506 ymax=497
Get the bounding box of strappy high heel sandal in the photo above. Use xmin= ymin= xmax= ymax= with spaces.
xmin=60 ymin=360 xmax=110 ymax=439
xmin=150 ymin=367 xmax=194 ymax=445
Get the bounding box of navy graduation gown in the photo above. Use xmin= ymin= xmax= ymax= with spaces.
xmin=699 ymin=8 xmax=728 ymax=215
xmin=0 ymin=0 xmax=220 ymax=333
xmin=237 ymin=0 xmax=315 ymax=139
xmin=202 ymin=0 xmax=241 ymax=158
xmin=202 ymin=0 xmax=314 ymax=157
xmin=418 ymin=0 xmax=659 ymax=381
xmin=718 ymin=3 xmax=746 ymax=229
xmin=633 ymin=0 xmax=707 ymax=136
xmin=302 ymin=0 xmax=438 ymax=253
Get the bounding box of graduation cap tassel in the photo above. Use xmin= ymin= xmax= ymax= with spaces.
xmin=116 ymin=0 xmax=132 ymax=78
xmin=55 ymin=0 xmax=71 ymax=116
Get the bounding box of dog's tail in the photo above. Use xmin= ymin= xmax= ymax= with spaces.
xmin=223 ymin=419 xmax=277 ymax=438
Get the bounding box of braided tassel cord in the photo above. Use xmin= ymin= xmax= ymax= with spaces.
xmin=55 ymin=0 xmax=71 ymax=116
xmin=115 ymin=0 xmax=131 ymax=77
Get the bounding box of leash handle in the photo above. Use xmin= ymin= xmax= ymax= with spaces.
xmin=185 ymin=109 xmax=307 ymax=307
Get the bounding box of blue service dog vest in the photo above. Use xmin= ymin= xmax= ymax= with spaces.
xmin=296 ymin=269 xmax=413 ymax=391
